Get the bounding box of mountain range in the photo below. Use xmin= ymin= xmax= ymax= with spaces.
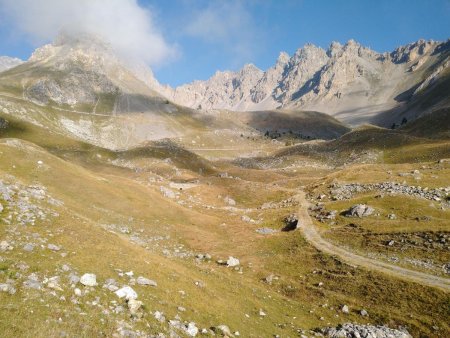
xmin=0 ymin=35 xmax=449 ymax=129
xmin=163 ymin=39 xmax=450 ymax=126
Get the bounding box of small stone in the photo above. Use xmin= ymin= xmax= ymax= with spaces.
xmin=360 ymin=309 xmax=369 ymax=316
xmin=23 ymin=243 xmax=35 ymax=252
xmin=68 ymin=273 xmax=80 ymax=285
xmin=224 ymin=196 xmax=236 ymax=206
xmin=341 ymin=305 xmax=349 ymax=314
xmin=388 ymin=213 xmax=397 ymax=220
xmin=256 ymin=227 xmax=277 ymax=235
xmin=74 ymin=288 xmax=82 ymax=296
xmin=136 ymin=276 xmax=157 ymax=286
xmin=154 ymin=311 xmax=165 ymax=322
xmin=80 ymin=273 xmax=97 ymax=287
xmin=185 ymin=322 xmax=199 ymax=337
xmin=213 ymin=325 xmax=232 ymax=336
xmin=47 ymin=244 xmax=61 ymax=251
xmin=177 ymin=306 xmax=186 ymax=312
xmin=226 ymin=256 xmax=240 ymax=267
xmin=115 ymin=286 xmax=137 ymax=300
xmin=127 ymin=299 xmax=143 ymax=315
xmin=0 ymin=241 xmax=12 ymax=252
xmin=259 ymin=309 xmax=267 ymax=317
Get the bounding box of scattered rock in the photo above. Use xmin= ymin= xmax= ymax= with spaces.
xmin=68 ymin=273 xmax=80 ymax=285
xmin=23 ymin=273 xmax=42 ymax=290
xmin=154 ymin=311 xmax=165 ymax=323
xmin=341 ymin=305 xmax=349 ymax=314
xmin=283 ymin=214 xmax=298 ymax=231
xmin=23 ymin=243 xmax=35 ymax=252
xmin=224 ymin=196 xmax=236 ymax=206
xmin=103 ymin=279 xmax=119 ymax=291
xmin=80 ymin=273 xmax=97 ymax=287
xmin=0 ymin=240 xmax=13 ymax=252
xmin=185 ymin=322 xmax=199 ymax=337
xmin=263 ymin=274 xmax=276 ymax=284
xmin=259 ymin=309 xmax=267 ymax=317
xmin=212 ymin=325 xmax=232 ymax=336
xmin=320 ymin=323 xmax=411 ymax=337
xmin=360 ymin=309 xmax=369 ymax=317
xmin=256 ymin=227 xmax=277 ymax=235
xmin=0 ymin=283 xmax=16 ymax=295
xmin=136 ymin=276 xmax=157 ymax=287
xmin=226 ymin=256 xmax=240 ymax=267
xmin=47 ymin=244 xmax=61 ymax=251
xmin=127 ymin=299 xmax=143 ymax=316
xmin=388 ymin=213 xmax=397 ymax=220
xmin=115 ymin=286 xmax=138 ymax=300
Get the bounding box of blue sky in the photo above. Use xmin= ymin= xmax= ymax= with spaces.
xmin=1 ymin=0 xmax=449 ymax=86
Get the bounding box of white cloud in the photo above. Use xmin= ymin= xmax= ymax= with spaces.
xmin=185 ymin=1 xmax=260 ymax=65
xmin=0 ymin=0 xmax=176 ymax=66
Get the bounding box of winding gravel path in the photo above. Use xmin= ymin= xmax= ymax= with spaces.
xmin=296 ymin=191 xmax=450 ymax=292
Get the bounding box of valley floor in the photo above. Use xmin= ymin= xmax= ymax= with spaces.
xmin=0 ymin=116 xmax=449 ymax=337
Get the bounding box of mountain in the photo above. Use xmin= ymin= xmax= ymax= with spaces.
xmin=0 ymin=33 xmax=219 ymax=149
xmin=0 ymin=32 xmax=168 ymax=112
xmin=164 ymin=39 xmax=450 ymax=126
xmin=0 ymin=56 xmax=23 ymax=72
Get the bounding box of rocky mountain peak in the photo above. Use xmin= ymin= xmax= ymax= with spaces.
xmin=276 ymin=52 xmax=290 ymax=66
xmin=0 ymin=56 xmax=24 ymax=72
xmin=328 ymin=41 xmax=343 ymax=57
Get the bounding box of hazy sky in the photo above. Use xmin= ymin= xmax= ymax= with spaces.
xmin=0 ymin=0 xmax=449 ymax=86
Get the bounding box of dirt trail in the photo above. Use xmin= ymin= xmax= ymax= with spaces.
xmin=296 ymin=190 xmax=450 ymax=292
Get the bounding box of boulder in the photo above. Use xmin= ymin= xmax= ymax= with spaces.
xmin=226 ymin=256 xmax=240 ymax=267
xmin=346 ymin=204 xmax=374 ymax=218
xmin=282 ymin=214 xmax=298 ymax=231
xmin=80 ymin=273 xmax=97 ymax=287
xmin=115 ymin=286 xmax=138 ymax=300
